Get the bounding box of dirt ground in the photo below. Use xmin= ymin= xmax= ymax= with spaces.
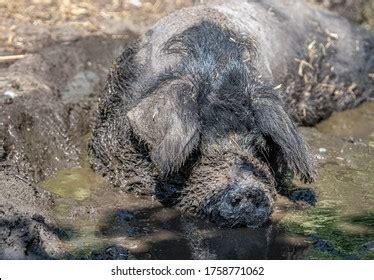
xmin=0 ymin=0 xmax=373 ymax=259
xmin=0 ymin=0 xmax=194 ymax=56
xmin=310 ymin=0 xmax=374 ymax=27
xmin=0 ymin=0 xmax=373 ymax=56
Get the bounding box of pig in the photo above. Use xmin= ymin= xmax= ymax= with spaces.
xmin=89 ymin=0 xmax=373 ymax=227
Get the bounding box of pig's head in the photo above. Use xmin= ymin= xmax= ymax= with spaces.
xmin=125 ymin=21 xmax=316 ymax=227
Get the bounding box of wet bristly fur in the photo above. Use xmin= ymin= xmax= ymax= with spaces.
xmin=89 ymin=3 xmax=373 ymax=227
xmin=282 ymin=26 xmax=374 ymax=126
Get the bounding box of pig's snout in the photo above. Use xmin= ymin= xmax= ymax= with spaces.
xmin=205 ymin=181 xmax=273 ymax=228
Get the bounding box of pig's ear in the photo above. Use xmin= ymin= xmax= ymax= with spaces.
xmin=127 ymin=81 xmax=200 ymax=176
xmin=252 ymin=93 xmax=316 ymax=183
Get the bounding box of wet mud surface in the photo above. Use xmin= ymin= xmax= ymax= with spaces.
xmin=38 ymin=103 xmax=374 ymax=260
xmin=0 ymin=35 xmax=132 ymax=259
xmin=42 ymin=164 xmax=308 ymax=260
xmin=284 ymin=102 xmax=374 ymax=259
xmin=1 ymin=1 xmax=373 ymax=260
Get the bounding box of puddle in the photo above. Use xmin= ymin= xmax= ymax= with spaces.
xmin=42 ymin=135 xmax=104 ymax=201
xmin=42 ymin=167 xmax=103 ymax=201
xmin=38 ymin=102 xmax=373 ymax=259
xmin=39 ymin=102 xmax=374 ymax=259
xmin=42 ymin=162 xmax=307 ymax=259
xmin=280 ymin=102 xmax=374 ymax=259
xmin=39 ymin=102 xmax=374 ymax=260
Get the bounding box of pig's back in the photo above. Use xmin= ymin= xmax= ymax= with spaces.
xmin=135 ymin=0 xmax=372 ymax=89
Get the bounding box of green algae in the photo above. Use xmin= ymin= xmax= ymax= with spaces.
xmin=41 ymin=134 xmax=105 ymax=201
xmin=41 ymin=165 xmax=105 ymax=201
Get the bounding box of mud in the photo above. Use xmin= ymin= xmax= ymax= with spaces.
xmin=0 ymin=171 xmax=66 ymax=259
xmin=286 ymin=102 xmax=374 ymax=259
xmin=0 ymin=35 xmax=133 ymax=259
xmin=42 ymin=164 xmax=307 ymax=259
xmin=0 ymin=0 xmax=373 ymax=259
xmin=38 ymin=102 xmax=374 ymax=260
xmin=310 ymin=0 xmax=374 ymax=28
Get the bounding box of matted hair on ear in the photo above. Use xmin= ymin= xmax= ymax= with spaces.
xmin=251 ymin=89 xmax=316 ymax=183
xmin=127 ymin=80 xmax=200 ymax=176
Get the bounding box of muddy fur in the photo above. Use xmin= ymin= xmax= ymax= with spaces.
xmin=89 ymin=0 xmax=373 ymax=227
xmin=282 ymin=26 xmax=374 ymax=125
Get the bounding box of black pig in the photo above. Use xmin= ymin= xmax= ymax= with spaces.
xmin=89 ymin=0 xmax=373 ymax=227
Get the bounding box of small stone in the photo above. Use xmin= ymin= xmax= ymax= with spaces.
xmin=319 ymin=147 xmax=327 ymax=153
xmin=4 ymin=90 xmax=16 ymax=98
xmin=128 ymin=0 xmax=142 ymax=7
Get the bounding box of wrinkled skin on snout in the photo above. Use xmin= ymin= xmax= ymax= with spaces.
xmin=89 ymin=0 xmax=373 ymax=227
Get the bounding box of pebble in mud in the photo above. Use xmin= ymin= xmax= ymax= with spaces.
xmin=319 ymin=147 xmax=327 ymax=153
xmin=3 ymin=90 xmax=16 ymax=98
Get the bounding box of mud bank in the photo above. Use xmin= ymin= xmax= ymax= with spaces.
xmin=0 ymin=35 xmax=132 ymax=259
xmin=0 ymin=171 xmax=64 ymax=259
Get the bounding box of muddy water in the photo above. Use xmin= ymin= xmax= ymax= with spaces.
xmin=40 ymin=102 xmax=374 ymax=259
xmin=42 ymin=149 xmax=307 ymax=260
xmin=281 ymin=102 xmax=374 ymax=259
